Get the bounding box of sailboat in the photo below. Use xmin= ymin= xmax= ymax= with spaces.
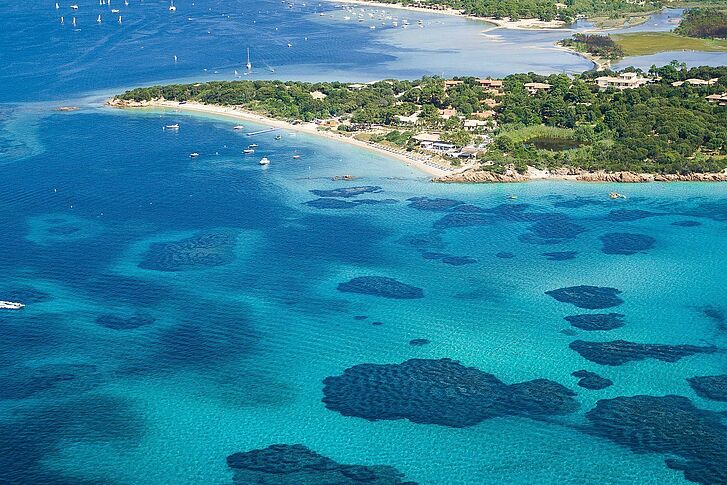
xmin=71 ymin=16 xmax=76 ymax=26
xmin=245 ymin=48 xmax=252 ymax=71
xmin=55 ymin=2 xmax=60 ymax=9
xmin=97 ymin=14 xmax=101 ymax=22
xmin=60 ymin=16 xmax=64 ymax=24
xmin=169 ymin=0 xmax=176 ymax=11
xmin=118 ymin=15 xmax=122 ymax=24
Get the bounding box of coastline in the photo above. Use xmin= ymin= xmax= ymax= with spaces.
xmin=106 ymin=98 xmax=450 ymax=177
xmin=324 ymin=0 xmax=569 ymax=30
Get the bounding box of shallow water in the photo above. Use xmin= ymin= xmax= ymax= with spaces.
xmin=2 ymin=2 xmax=727 ymax=484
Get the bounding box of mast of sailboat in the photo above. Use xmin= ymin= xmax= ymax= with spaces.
xmin=246 ymin=48 xmax=252 ymax=71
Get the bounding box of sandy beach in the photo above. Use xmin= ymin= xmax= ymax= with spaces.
xmin=325 ymin=0 xmax=568 ymax=30
xmin=107 ymin=99 xmax=450 ymax=177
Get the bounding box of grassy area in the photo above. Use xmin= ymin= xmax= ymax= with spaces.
xmin=498 ymin=125 xmax=575 ymax=143
xmin=588 ymin=14 xmax=652 ymax=29
xmin=612 ymin=32 xmax=727 ymax=56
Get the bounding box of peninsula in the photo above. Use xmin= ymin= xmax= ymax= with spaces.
xmin=111 ymin=63 xmax=727 ymax=183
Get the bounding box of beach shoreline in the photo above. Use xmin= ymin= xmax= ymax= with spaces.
xmin=324 ymin=0 xmax=569 ymax=30
xmin=106 ymin=98 xmax=450 ymax=177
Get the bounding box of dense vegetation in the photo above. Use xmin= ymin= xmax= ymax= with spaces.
xmin=362 ymin=0 xmax=661 ymax=22
xmin=488 ymin=64 xmax=727 ymax=174
xmin=675 ymin=8 xmax=727 ymax=39
xmin=118 ymin=63 xmax=727 ymax=175
xmin=560 ymin=33 xmax=625 ymax=60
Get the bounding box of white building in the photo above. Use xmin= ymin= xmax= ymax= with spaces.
xmin=595 ymin=72 xmax=650 ymax=90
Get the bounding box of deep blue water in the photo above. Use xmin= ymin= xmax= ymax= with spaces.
xmin=2 ymin=2 xmax=727 ymax=484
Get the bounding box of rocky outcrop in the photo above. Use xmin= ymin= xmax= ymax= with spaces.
xmin=433 ymin=169 xmax=528 ymax=183
xmin=433 ymin=168 xmax=727 ymax=183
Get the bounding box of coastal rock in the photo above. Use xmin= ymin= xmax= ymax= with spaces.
xmin=586 ymin=395 xmax=727 ymax=484
xmin=310 ymin=186 xmax=383 ymax=198
xmin=337 ymin=276 xmax=424 ymax=299
xmin=569 ymin=339 xmax=717 ymax=366
xmin=226 ymin=444 xmax=415 ymax=484
xmin=600 ymin=232 xmax=655 ymax=255
xmin=564 ymin=313 xmax=625 ymax=331
xmin=96 ymin=313 xmax=156 ymax=330
xmin=545 ymin=285 xmax=623 ymax=309
xmin=542 ymin=251 xmax=578 ymax=261
xmin=407 ymin=197 xmax=464 ymax=211
xmin=687 ymin=375 xmax=727 ymax=402
xmin=139 ymin=231 xmax=237 ymax=271
xmin=322 ymin=358 xmax=578 ymax=428
xmin=571 ymin=370 xmax=613 ymax=390
xmin=432 ymin=169 xmax=528 ymax=183
xmin=576 ymin=171 xmax=727 ymax=183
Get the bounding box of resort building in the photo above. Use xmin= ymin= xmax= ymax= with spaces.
xmin=396 ymin=112 xmax=420 ymax=124
xmin=671 ymin=78 xmax=719 ymax=87
xmin=595 ymin=72 xmax=650 ymax=90
xmin=524 ymin=82 xmax=552 ymax=95
xmin=477 ymin=79 xmax=503 ymax=89
xmin=463 ymin=119 xmax=490 ymax=131
xmin=310 ymin=91 xmax=327 ymax=100
xmin=706 ymin=93 xmax=727 ymax=105
xmin=444 ymin=80 xmax=463 ymax=90
xmin=439 ymin=108 xmax=457 ymax=119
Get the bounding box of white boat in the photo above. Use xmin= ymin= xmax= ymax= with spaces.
xmin=71 ymin=16 xmax=76 ymax=26
xmin=70 ymin=4 xmax=78 ymax=9
xmin=243 ymin=148 xmax=255 ymax=154
xmin=189 ymin=152 xmax=199 ymax=158
xmin=111 ymin=8 xmax=119 ymax=12
xmin=245 ymin=47 xmax=252 ymax=71
xmin=259 ymin=157 xmax=270 ymax=165
xmin=292 ymin=154 xmax=301 ymax=159
xmin=118 ymin=15 xmax=122 ymax=24
xmin=287 ymin=42 xmax=292 ymax=47
xmin=169 ymin=0 xmax=176 ymax=11
xmin=233 ymin=125 xmax=244 ymax=130
xmin=124 ymin=0 xmax=128 ymax=5
xmin=60 ymin=16 xmax=64 ymax=24
xmin=56 ymin=2 xmax=60 ymax=9
xmin=0 ymin=301 xmax=25 ymax=310
xmin=164 ymin=123 xmax=179 ymax=130
xmin=97 ymin=14 xmax=101 ymax=22
xmin=248 ymin=143 xmax=258 ymax=148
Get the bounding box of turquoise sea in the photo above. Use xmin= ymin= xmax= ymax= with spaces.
xmin=2 ymin=1 xmax=727 ymax=484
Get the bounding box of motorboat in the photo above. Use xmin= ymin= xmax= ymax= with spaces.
xmin=259 ymin=157 xmax=270 ymax=165
xmin=243 ymin=148 xmax=255 ymax=154
xmin=0 ymin=301 xmax=25 ymax=310
xmin=189 ymin=152 xmax=199 ymax=158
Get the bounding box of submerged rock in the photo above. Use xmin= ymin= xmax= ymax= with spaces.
xmin=139 ymin=231 xmax=237 ymax=271
xmin=322 ymin=358 xmax=578 ymax=428
xmin=542 ymin=251 xmax=578 ymax=261
xmin=0 ymin=363 xmax=100 ymax=400
xmin=586 ymin=394 xmax=727 ymax=484
xmin=519 ymin=215 xmax=586 ymax=245
xmin=564 ymin=313 xmax=625 ymax=331
xmin=600 ymin=232 xmax=655 ymax=255
xmin=305 ymin=198 xmax=397 ymax=209
xmin=433 ymin=212 xmax=498 ymax=229
xmin=687 ymin=375 xmax=727 ymax=402
xmin=337 ymin=276 xmax=424 ymax=300
xmin=96 ymin=313 xmax=156 ymax=330
xmin=545 ymin=286 xmax=623 ymax=309
xmin=441 ymin=256 xmax=477 ymax=266
xmin=310 ymin=186 xmax=383 ymax=198
xmin=495 ymin=252 xmax=515 ymax=259
xmin=226 ymin=444 xmax=415 ymax=484
xmin=571 ymin=370 xmax=613 ymax=390
xmin=606 ymin=209 xmax=660 ymax=222
xmin=671 ymin=220 xmax=702 ymax=227
xmin=407 ymin=196 xmax=464 ymax=211
xmin=570 ymin=340 xmax=717 ymax=366
xmin=409 ymin=338 xmax=430 ymax=346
